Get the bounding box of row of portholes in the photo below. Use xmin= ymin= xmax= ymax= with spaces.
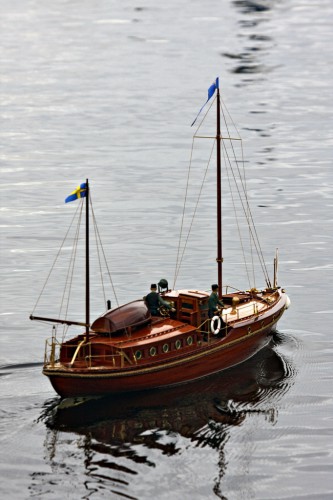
xmin=135 ymin=336 xmax=194 ymax=360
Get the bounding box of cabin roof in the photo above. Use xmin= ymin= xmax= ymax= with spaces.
xmin=92 ymin=320 xmax=197 ymax=349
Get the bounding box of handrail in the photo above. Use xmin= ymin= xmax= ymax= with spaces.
xmin=44 ymin=337 xmax=134 ymax=369
xmin=197 ymin=290 xmax=278 ymax=328
xmin=222 ymin=290 xmax=278 ymax=321
xmin=70 ymin=340 xmax=86 ymax=366
xmin=44 ymin=337 xmax=62 ymax=366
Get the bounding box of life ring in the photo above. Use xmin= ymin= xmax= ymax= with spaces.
xmin=211 ymin=316 xmax=221 ymax=335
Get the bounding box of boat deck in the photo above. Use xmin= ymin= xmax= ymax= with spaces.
xmin=222 ymin=297 xmax=272 ymax=324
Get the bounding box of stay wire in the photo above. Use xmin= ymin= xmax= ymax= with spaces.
xmin=221 ymin=135 xmax=269 ymax=286
xmin=173 ymin=98 xmax=216 ymax=288
xmin=173 ymin=138 xmax=215 ymax=287
xmin=90 ymin=197 xmax=119 ymax=309
xmin=31 ymin=200 xmax=82 ymax=316
xmin=224 ymin=146 xmax=252 ymax=288
xmin=59 ymin=200 xmax=84 ymax=340
xmin=91 ymin=198 xmax=107 ymax=307
xmin=173 ymin=137 xmax=194 ymax=289
xmin=220 ymin=98 xmax=271 ymax=287
xmin=219 ymin=98 xmax=256 ymax=282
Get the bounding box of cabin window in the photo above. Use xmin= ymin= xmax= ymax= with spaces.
xmin=149 ymin=346 xmax=157 ymax=357
xmin=175 ymin=339 xmax=182 ymax=350
xmin=162 ymin=343 xmax=169 ymax=353
xmin=187 ymin=336 xmax=193 ymax=346
xmin=182 ymin=302 xmax=194 ymax=310
xmin=135 ymin=350 xmax=142 ymax=360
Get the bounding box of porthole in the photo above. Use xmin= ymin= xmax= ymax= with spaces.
xmin=187 ymin=336 xmax=193 ymax=346
xmin=135 ymin=350 xmax=142 ymax=360
xmin=162 ymin=343 xmax=169 ymax=353
xmin=149 ymin=346 xmax=157 ymax=357
xmin=175 ymin=339 xmax=182 ymax=350
xmin=248 ymin=327 xmax=252 ymax=334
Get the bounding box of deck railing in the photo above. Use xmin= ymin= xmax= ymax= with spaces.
xmin=44 ymin=290 xmax=279 ymax=367
xmin=196 ymin=289 xmax=278 ymax=336
xmin=44 ymin=337 xmax=134 ymax=369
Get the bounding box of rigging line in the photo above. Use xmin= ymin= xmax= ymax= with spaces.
xmin=59 ymin=200 xmax=84 ymax=327
xmin=90 ymin=197 xmax=107 ymax=307
xmin=173 ymin=138 xmax=216 ymax=287
xmin=90 ymin=199 xmax=119 ymax=308
xmin=220 ymin=96 xmax=242 ymax=141
xmin=221 ymin=137 xmax=270 ymax=285
xmin=220 ymin=101 xmax=271 ymax=286
xmin=192 ymin=96 xmax=216 ymax=135
xmin=235 ymin=136 xmax=256 ymax=287
xmin=61 ymin=324 xmax=70 ymax=343
xmin=221 ymin=97 xmax=271 ymax=285
xmin=31 ymin=200 xmax=82 ymax=316
xmin=219 ymin=127 xmax=267 ymax=282
xmin=224 ymin=147 xmax=252 ymax=288
xmin=173 ymin=97 xmax=216 ymax=288
xmin=239 ymin=140 xmax=256 ymax=286
xmin=60 ymin=201 xmax=83 ymax=317
xmin=236 ymin=136 xmax=255 ymax=285
xmin=173 ymin=136 xmax=194 ymax=289
xmin=89 ymin=214 xmax=131 ymax=336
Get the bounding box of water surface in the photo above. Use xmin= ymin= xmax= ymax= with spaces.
xmin=1 ymin=0 xmax=332 ymax=498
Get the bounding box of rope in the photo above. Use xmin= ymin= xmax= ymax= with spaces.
xmin=221 ymin=136 xmax=270 ymax=286
xmin=32 ymin=193 xmax=122 ymax=340
xmin=31 ymin=201 xmax=82 ymax=316
xmin=173 ymin=137 xmax=194 ymax=289
xmin=91 ymin=200 xmax=107 ymax=307
xmin=173 ymin=98 xmax=216 ymax=288
xmin=173 ymin=94 xmax=272 ymax=290
xmin=173 ymin=138 xmax=215 ymax=288
xmin=224 ymin=146 xmax=252 ymax=288
xmin=90 ymin=197 xmax=119 ymax=309
xmin=220 ymin=98 xmax=271 ymax=287
xmin=59 ymin=200 xmax=84 ymax=325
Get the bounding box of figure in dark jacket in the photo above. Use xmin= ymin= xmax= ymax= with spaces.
xmin=208 ymin=284 xmax=224 ymax=318
xmin=145 ymin=284 xmax=175 ymax=316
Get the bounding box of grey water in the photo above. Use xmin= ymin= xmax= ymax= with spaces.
xmin=1 ymin=0 xmax=332 ymax=498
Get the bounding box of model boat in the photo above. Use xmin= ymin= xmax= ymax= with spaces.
xmin=30 ymin=78 xmax=290 ymax=398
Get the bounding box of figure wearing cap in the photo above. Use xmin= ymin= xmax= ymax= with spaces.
xmin=144 ymin=284 xmax=175 ymax=316
xmin=208 ymin=284 xmax=225 ymax=318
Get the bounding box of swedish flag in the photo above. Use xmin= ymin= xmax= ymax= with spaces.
xmin=65 ymin=182 xmax=87 ymax=203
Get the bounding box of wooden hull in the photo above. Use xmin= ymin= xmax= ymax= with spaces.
xmin=45 ymin=332 xmax=270 ymax=398
xmin=43 ymin=293 xmax=287 ymax=398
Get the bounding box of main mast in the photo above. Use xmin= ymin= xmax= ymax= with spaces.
xmin=85 ymin=178 xmax=90 ymax=342
xmin=216 ymin=85 xmax=223 ymax=297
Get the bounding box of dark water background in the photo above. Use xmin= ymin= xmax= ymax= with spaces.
xmin=1 ymin=0 xmax=332 ymax=498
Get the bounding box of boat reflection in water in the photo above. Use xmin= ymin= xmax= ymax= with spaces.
xmin=41 ymin=333 xmax=295 ymax=458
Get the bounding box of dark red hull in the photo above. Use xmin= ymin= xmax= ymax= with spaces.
xmin=44 ymin=301 xmax=285 ymax=398
xmin=46 ymin=335 xmax=269 ymax=397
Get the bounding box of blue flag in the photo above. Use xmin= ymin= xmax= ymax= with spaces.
xmin=65 ymin=182 xmax=87 ymax=203
xmin=191 ymin=77 xmax=219 ymax=127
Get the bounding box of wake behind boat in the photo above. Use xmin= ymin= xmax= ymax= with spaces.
xmin=30 ymin=78 xmax=290 ymax=398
